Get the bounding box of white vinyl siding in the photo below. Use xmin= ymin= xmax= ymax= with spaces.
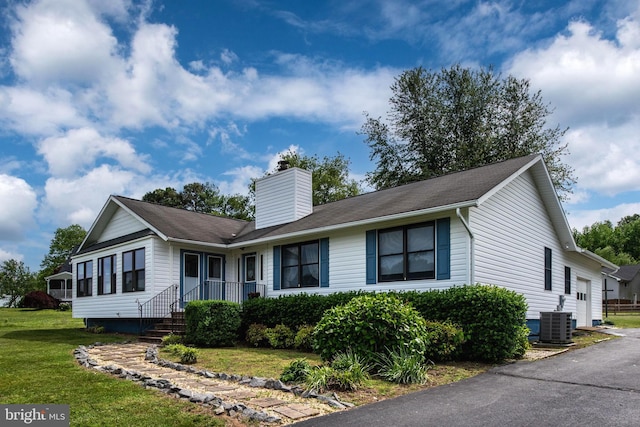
xmin=98 ymin=208 xmax=146 ymax=243
xmin=472 ymin=170 xmax=601 ymax=322
xmin=266 ymin=213 xmax=468 ymax=297
xmin=255 ymin=168 xmax=313 ymax=229
xmin=72 ymin=237 xmax=159 ymax=319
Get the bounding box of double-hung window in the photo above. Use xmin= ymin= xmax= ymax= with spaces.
xmin=123 ymin=248 xmax=145 ymax=292
xmin=378 ymin=222 xmax=435 ymax=282
xmin=77 ymin=260 xmax=93 ymax=297
xmin=282 ymin=241 xmax=319 ymax=288
xmin=98 ymin=255 xmax=117 ymax=295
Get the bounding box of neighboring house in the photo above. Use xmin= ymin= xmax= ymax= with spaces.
xmin=71 ymin=154 xmax=616 ymax=335
xmin=603 ymin=264 xmax=640 ymax=303
xmin=45 ymin=258 xmax=73 ymax=302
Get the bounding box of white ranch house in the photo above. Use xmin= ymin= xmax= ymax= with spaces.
xmin=71 ymin=154 xmax=616 ymax=336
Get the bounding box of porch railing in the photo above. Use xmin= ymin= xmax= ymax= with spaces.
xmin=182 ymin=281 xmax=266 ymax=306
xmin=138 ymin=284 xmax=179 ymax=333
xmin=48 ymin=289 xmax=73 ymax=301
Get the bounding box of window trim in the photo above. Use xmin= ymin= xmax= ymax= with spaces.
xmin=544 ymin=247 xmax=552 ymax=291
xmin=77 ymin=260 xmax=93 ymax=297
xmin=123 ymin=248 xmax=145 ymax=293
xmin=281 ymin=240 xmax=320 ymax=289
xmin=378 ymin=221 xmax=435 ymax=282
xmin=98 ymin=254 xmax=117 ymax=295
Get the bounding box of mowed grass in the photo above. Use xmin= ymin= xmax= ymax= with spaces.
xmin=602 ymin=312 xmax=640 ymax=328
xmin=0 ymin=309 xmax=224 ymax=427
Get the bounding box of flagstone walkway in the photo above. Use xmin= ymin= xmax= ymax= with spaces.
xmin=83 ymin=342 xmax=345 ymax=425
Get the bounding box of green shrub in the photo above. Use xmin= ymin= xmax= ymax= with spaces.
xmin=245 ymin=323 xmax=269 ymax=347
xmin=294 ymin=325 xmax=315 ymax=351
xmin=312 ymin=293 xmax=429 ymax=364
xmin=305 ymin=350 xmax=370 ymax=392
xmin=163 ymin=344 xmax=198 ymax=364
xmin=265 ymin=324 xmax=295 ymax=349
xmin=179 ymin=347 xmax=198 ymax=364
xmin=305 ymin=366 xmax=334 ymax=393
xmin=404 ymin=285 xmax=529 ymax=362
xmin=423 ymin=320 xmax=465 ymax=361
xmin=57 ymin=302 xmax=71 ymax=312
xmin=87 ymin=325 xmax=104 ymax=334
xmin=241 ymin=291 xmax=367 ymax=334
xmin=280 ymin=358 xmax=312 ymax=383
xmin=376 ymin=347 xmax=431 ymax=384
xmin=161 ymin=333 xmax=183 ymax=346
xmin=185 ymin=300 xmax=241 ymax=347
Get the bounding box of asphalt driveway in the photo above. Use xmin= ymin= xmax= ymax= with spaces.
xmin=293 ymin=328 xmax=640 ymax=427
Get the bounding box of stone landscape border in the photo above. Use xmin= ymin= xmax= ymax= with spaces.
xmin=74 ymin=342 xmax=353 ymax=423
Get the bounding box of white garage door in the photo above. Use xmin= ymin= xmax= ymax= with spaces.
xmin=576 ymin=278 xmax=590 ymax=327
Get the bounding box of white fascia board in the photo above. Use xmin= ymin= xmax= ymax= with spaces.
xmin=578 ymin=248 xmax=618 ymax=270
xmin=227 ymin=200 xmax=478 ymax=248
xmin=476 ymin=155 xmax=542 ymax=207
xmin=72 ymin=234 xmax=158 ymax=259
xmin=77 ymin=195 xmax=117 ymax=252
xmin=166 ymin=237 xmax=230 ymax=249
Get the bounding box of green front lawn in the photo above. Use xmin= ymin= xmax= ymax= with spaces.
xmin=0 ymin=309 xmax=224 ymax=427
xmin=602 ymin=312 xmax=640 ymax=328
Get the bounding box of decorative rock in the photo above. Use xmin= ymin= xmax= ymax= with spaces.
xmin=248 ymin=377 xmax=267 ymax=388
xmin=214 ymin=406 xmax=225 ymax=416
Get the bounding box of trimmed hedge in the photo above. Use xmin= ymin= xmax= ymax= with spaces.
xmin=241 ymin=284 xmax=528 ymax=362
xmin=403 ymin=284 xmax=529 ymax=362
xmin=240 ymin=291 xmax=367 ymax=333
xmin=185 ymin=300 xmax=241 ymax=347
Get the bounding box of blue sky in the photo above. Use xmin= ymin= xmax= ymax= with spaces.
xmin=1 ymin=0 xmax=639 ymax=272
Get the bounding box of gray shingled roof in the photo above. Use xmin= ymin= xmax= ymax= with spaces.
xmin=113 ymin=196 xmax=250 ymax=244
xmin=233 ymin=154 xmax=540 ymax=242
xmin=614 ymin=264 xmax=640 ymax=282
xmin=113 ymin=154 xmax=539 ymax=245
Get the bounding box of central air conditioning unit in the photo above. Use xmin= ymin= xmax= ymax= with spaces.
xmin=539 ymin=312 xmax=573 ymax=344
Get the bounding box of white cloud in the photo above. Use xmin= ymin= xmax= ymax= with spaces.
xmin=0 ymin=174 xmax=37 ymax=241
xmin=9 ymin=0 xmax=120 ymax=85
xmin=567 ymin=202 xmax=640 ymax=231
xmin=220 ymin=49 xmax=238 ymax=65
xmin=219 ymin=165 xmax=264 ymax=195
xmin=507 ymin=14 xmax=640 ymax=197
xmin=38 ymin=127 xmax=151 ymax=177
xmin=41 ymin=165 xmax=136 ymax=227
xmin=0 ymin=248 xmax=24 ymax=263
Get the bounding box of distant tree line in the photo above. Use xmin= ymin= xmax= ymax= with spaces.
xmin=574 ymin=215 xmax=640 ymax=266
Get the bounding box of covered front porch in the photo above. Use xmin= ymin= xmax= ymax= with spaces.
xmin=45 ymin=271 xmax=73 ymax=302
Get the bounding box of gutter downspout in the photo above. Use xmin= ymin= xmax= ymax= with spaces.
xmin=456 ymin=208 xmax=475 ymax=285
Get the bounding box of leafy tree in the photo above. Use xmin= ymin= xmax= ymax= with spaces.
xmin=0 ymin=259 xmax=37 ymax=307
xmin=39 ymin=224 xmax=87 ymax=280
xmin=361 ymin=65 xmax=575 ymax=199
xmin=141 ymin=187 xmax=182 ymax=208
xmin=574 ymin=217 xmax=640 ymax=265
xmin=142 ymin=182 xmax=253 ymax=220
xmin=269 ymin=151 xmax=362 ymax=206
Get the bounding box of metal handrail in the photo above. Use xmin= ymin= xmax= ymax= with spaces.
xmin=138 ymin=284 xmax=179 ymax=334
xmin=181 ymin=281 xmax=266 ymax=307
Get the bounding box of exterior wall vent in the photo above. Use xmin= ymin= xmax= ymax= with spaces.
xmin=539 ymin=311 xmax=573 ymax=344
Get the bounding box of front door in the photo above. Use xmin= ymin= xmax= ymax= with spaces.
xmin=243 ymin=254 xmax=257 ymax=300
xmin=183 ymin=252 xmax=200 ymax=301
xmin=207 ymin=255 xmax=223 ymax=299
xmin=576 ymin=278 xmax=590 ymax=327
